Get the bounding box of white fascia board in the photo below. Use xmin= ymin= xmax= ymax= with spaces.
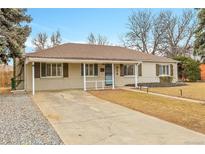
xmin=26 ymin=57 xmax=141 ymax=64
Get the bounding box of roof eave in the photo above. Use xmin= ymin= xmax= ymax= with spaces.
xmin=25 ymin=57 xmax=142 ymax=64
xmin=25 ymin=56 xmax=177 ymax=64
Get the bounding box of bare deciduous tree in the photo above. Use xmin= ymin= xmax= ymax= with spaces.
xmin=96 ymin=34 xmax=109 ymax=45
xmin=162 ymin=10 xmax=196 ymax=57
xmin=50 ymin=31 xmax=62 ymax=47
xmin=124 ymin=10 xmax=152 ymax=53
xmin=87 ymin=33 xmax=109 ymax=45
xmin=32 ymin=32 xmax=48 ymax=51
xmin=123 ymin=9 xmax=196 ymax=57
xmin=32 ymin=31 xmax=62 ymax=51
xmin=123 ymin=10 xmax=167 ymax=55
xmin=87 ymin=32 xmax=96 ymax=44
xmin=151 ymin=11 xmax=170 ymax=55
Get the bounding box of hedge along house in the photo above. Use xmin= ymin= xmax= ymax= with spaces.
xmin=21 ymin=43 xmax=178 ymax=95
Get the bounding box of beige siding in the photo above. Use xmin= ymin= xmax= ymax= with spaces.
xmin=138 ymin=63 xmax=159 ymax=83
xmin=114 ymin=64 xmax=135 ymax=86
xmin=26 ymin=63 xmax=83 ymax=91
xmin=25 ymin=62 xmax=178 ymax=91
xmin=138 ymin=62 xmax=178 ymax=83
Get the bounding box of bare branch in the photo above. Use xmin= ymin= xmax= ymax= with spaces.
xmin=87 ymin=32 xmax=96 ymax=44
xmin=87 ymin=33 xmax=109 ymax=45
xmin=127 ymin=10 xmax=152 ymax=53
xmin=32 ymin=32 xmax=48 ymax=51
xmin=50 ymin=30 xmax=62 ymax=47
xmin=123 ymin=9 xmax=196 ymax=57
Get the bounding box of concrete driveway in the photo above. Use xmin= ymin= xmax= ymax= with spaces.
xmin=32 ymin=90 xmax=205 ymax=144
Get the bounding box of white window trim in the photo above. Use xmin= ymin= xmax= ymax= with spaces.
xmin=159 ymin=64 xmax=170 ymax=76
xmin=87 ymin=64 xmax=95 ymax=77
xmin=40 ymin=62 xmax=63 ymax=79
xmin=123 ymin=75 xmax=135 ymax=77
xmin=86 ymin=75 xmax=97 ymax=77
xmin=159 ymin=74 xmax=170 ymax=77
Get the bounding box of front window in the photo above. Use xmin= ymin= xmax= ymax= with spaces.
xmin=46 ymin=64 xmax=51 ymax=76
xmin=81 ymin=64 xmax=98 ymax=76
xmin=52 ymin=64 xmax=56 ymax=76
xmin=57 ymin=64 xmax=62 ymax=76
xmin=124 ymin=64 xmax=134 ymax=76
xmin=41 ymin=63 xmax=63 ymax=77
xmin=89 ymin=64 xmax=94 ymax=75
xmin=159 ymin=65 xmax=169 ymax=76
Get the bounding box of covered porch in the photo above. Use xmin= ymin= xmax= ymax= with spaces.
xmin=25 ymin=57 xmax=141 ymax=95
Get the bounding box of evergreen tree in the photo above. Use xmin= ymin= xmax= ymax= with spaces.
xmin=174 ymin=56 xmax=200 ymax=81
xmin=194 ymin=9 xmax=205 ymax=62
xmin=0 ymin=9 xmax=32 ymax=82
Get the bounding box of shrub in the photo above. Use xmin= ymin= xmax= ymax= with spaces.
xmin=174 ymin=56 xmax=200 ymax=82
xmin=159 ymin=76 xmax=173 ymax=83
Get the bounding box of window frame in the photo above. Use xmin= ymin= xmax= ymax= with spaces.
xmin=159 ymin=64 xmax=170 ymax=76
xmin=81 ymin=64 xmax=98 ymax=77
xmin=40 ymin=62 xmax=63 ymax=78
xmin=88 ymin=64 xmax=94 ymax=76
xmin=123 ymin=64 xmax=135 ymax=76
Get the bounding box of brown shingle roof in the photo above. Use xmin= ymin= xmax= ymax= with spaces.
xmin=26 ymin=43 xmax=177 ymax=63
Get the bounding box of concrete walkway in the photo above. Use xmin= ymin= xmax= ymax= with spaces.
xmin=121 ymin=87 xmax=205 ymax=104
xmin=32 ymin=90 xmax=205 ymax=144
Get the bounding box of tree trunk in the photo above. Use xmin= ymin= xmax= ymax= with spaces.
xmin=13 ymin=55 xmax=16 ymax=90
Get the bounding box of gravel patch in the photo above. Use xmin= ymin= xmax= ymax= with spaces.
xmin=0 ymin=93 xmax=63 ymax=144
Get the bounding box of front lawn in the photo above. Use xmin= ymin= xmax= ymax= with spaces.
xmin=144 ymin=82 xmax=205 ymax=101
xmin=89 ymin=89 xmax=205 ymax=134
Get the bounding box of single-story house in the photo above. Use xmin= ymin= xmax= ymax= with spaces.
xmin=19 ymin=43 xmax=178 ymax=95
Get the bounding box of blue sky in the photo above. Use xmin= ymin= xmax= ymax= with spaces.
xmin=25 ymin=8 xmax=187 ymax=52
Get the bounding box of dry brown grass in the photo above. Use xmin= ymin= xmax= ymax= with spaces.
xmin=0 ymin=87 xmax=11 ymax=94
xmin=145 ymin=82 xmax=205 ymax=101
xmin=0 ymin=65 xmax=13 ymax=94
xmin=0 ymin=71 xmax=13 ymax=85
xmin=89 ymin=89 xmax=205 ymax=134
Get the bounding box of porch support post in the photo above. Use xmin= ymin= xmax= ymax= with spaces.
xmin=32 ymin=62 xmax=35 ymax=95
xmin=112 ymin=63 xmax=115 ymax=89
xmin=135 ymin=63 xmax=138 ymax=88
xmin=83 ymin=63 xmax=86 ymax=91
xmin=176 ymin=63 xmax=178 ymax=82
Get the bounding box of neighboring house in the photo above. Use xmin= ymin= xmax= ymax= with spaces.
xmin=20 ymin=43 xmax=178 ymax=95
xmin=200 ymin=64 xmax=205 ymax=81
